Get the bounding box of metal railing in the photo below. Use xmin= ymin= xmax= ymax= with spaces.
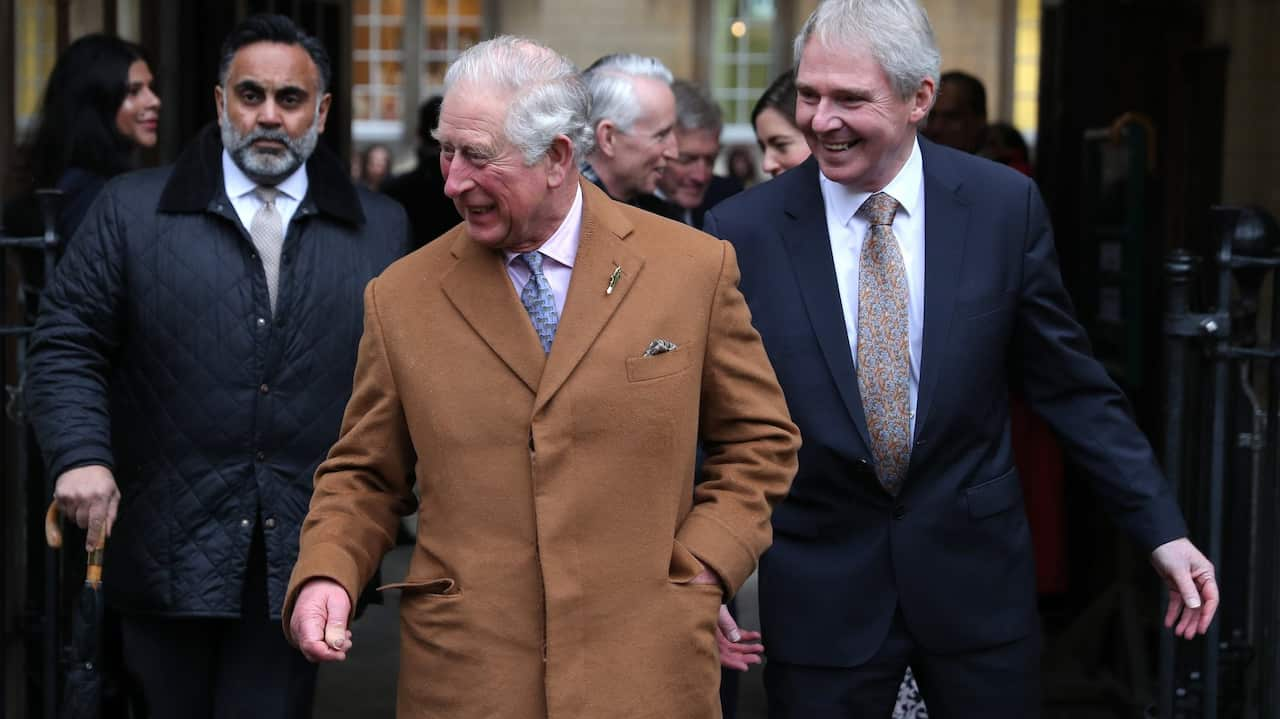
xmin=1162 ymin=205 xmax=1280 ymax=718
xmin=1 ymin=189 xmax=61 ymax=719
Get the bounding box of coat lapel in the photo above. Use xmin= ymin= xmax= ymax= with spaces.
xmin=783 ymin=159 xmax=874 ymax=451
xmin=913 ymin=139 xmax=970 ymax=442
xmin=441 ymin=232 xmax=546 ymax=393
xmin=533 ymin=181 xmax=643 ymax=413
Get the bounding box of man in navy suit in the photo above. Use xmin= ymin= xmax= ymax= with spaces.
xmin=703 ymin=1 xmax=1218 ymax=716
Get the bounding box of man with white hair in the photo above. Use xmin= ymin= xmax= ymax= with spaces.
xmin=705 ymin=0 xmax=1218 ymax=715
xmin=26 ymin=14 xmax=408 ymax=717
xmin=580 ymin=53 xmax=681 ymax=218
xmin=285 ymin=35 xmax=799 ymax=719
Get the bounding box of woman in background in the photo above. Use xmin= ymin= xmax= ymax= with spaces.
xmin=0 ymin=36 xmax=160 ymax=719
xmin=5 ymin=33 xmax=160 ymax=242
xmin=359 ymin=143 xmax=392 ymax=191
xmin=751 ymin=70 xmax=811 ymax=178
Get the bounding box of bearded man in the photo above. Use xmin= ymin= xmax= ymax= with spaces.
xmin=25 ymin=14 xmax=408 ymax=717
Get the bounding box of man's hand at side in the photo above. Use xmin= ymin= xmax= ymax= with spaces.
xmin=715 ymin=604 xmax=764 ymax=671
xmin=690 ymin=563 xmax=764 ymax=670
xmin=1151 ymin=537 xmax=1219 ymax=640
xmin=54 ymin=465 xmax=120 ymax=550
xmin=290 ymin=578 xmax=354 ymax=662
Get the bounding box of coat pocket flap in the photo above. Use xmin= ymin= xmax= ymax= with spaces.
xmin=964 ymin=468 xmax=1023 ymax=519
xmin=955 ymin=289 xmax=1017 ymax=320
xmin=376 ymin=577 xmax=458 ymax=595
xmin=668 ymin=540 xmax=705 ymax=584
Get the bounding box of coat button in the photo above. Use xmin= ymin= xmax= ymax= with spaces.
xmin=264 ymin=517 xmax=276 ymax=529
xmin=255 ymin=450 xmax=265 ymax=461
xmin=240 ymin=518 xmax=251 ymax=528
xmin=256 ymin=317 xmax=267 ymax=328
xmin=893 ymin=504 xmax=906 ymax=520
xmin=259 ymin=383 xmax=269 ymax=394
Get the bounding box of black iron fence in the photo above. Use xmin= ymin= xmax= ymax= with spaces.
xmin=1162 ymin=205 xmax=1280 ymax=718
xmin=1 ymin=190 xmax=61 ymax=719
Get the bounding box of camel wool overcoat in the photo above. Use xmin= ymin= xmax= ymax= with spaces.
xmin=284 ymin=180 xmax=800 ymax=718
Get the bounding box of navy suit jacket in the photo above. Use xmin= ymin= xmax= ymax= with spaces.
xmin=704 ymin=138 xmax=1187 ymax=667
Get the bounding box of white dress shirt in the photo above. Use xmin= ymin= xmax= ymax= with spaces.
xmin=820 ymin=138 xmax=926 ymax=433
xmin=222 ymin=150 xmax=308 ymax=234
xmin=504 ymin=184 xmax=583 ymax=317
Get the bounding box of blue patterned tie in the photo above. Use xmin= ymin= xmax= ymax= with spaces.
xmin=519 ymin=251 xmax=559 ymax=353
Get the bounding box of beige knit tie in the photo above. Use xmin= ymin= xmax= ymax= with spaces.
xmin=250 ymin=186 xmax=284 ymax=312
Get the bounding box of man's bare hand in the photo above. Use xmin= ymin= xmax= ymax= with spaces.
xmin=54 ymin=465 xmax=119 ymax=550
xmin=716 ymin=604 xmax=764 ymax=671
xmin=1151 ymin=537 xmax=1219 ymax=640
xmin=289 ymin=578 xmax=354 ymax=663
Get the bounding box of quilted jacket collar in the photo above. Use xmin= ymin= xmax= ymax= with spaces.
xmin=157 ymin=123 xmax=365 ymax=226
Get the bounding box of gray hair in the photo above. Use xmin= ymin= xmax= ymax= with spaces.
xmin=671 ymin=79 xmax=723 ymax=134
xmin=794 ymin=0 xmax=940 ymax=103
xmin=582 ymin=54 xmax=674 ymax=135
xmin=442 ymin=35 xmax=594 ymax=165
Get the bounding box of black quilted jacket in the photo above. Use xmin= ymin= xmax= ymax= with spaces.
xmin=26 ymin=125 xmax=409 ymax=618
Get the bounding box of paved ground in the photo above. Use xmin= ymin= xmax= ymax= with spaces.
xmin=314 ymin=543 xmax=768 ymax=718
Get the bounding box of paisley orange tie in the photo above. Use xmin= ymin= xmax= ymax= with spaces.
xmin=856 ymin=192 xmax=911 ymax=494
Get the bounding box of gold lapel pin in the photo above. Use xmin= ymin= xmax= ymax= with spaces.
xmin=606 ymin=265 xmax=622 ymax=295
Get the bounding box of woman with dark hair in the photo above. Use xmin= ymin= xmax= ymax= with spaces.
xmin=359 ymin=143 xmax=392 ymax=191
xmin=751 ymin=69 xmax=811 ymax=178
xmin=5 ymin=33 xmax=160 ymax=241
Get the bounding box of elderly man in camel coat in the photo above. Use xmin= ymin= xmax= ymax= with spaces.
xmin=283 ymin=36 xmax=799 ymax=719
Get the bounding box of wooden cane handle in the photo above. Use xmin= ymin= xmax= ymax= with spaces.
xmin=44 ymin=501 xmax=63 ymax=549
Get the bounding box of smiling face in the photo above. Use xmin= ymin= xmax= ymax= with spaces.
xmin=794 ymin=39 xmax=933 ymax=190
xmin=753 ymin=107 xmax=810 ymax=177
xmin=437 ymin=83 xmax=572 ymax=253
xmin=214 ymin=41 xmax=331 ymax=185
xmin=657 ymin=127 xmax=719 ymax=209
xmin=115 ymin=60 xmax=161 ymax=148
xmin=598 ymin=76 xmax=678 ymax=199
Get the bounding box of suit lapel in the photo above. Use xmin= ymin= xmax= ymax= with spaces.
xmin=913 ymin=139 xmax=970 ymax=441
xmin=783 ymin=159 xmax=874 ymax=451
xmin=533 ymin=182 xmax=643 ymax=413
xmin=441 ymin=232 xmax=545 ymax=393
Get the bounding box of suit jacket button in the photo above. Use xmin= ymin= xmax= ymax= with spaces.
xmin=893 ymin=504 xmax=906 ymax=520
